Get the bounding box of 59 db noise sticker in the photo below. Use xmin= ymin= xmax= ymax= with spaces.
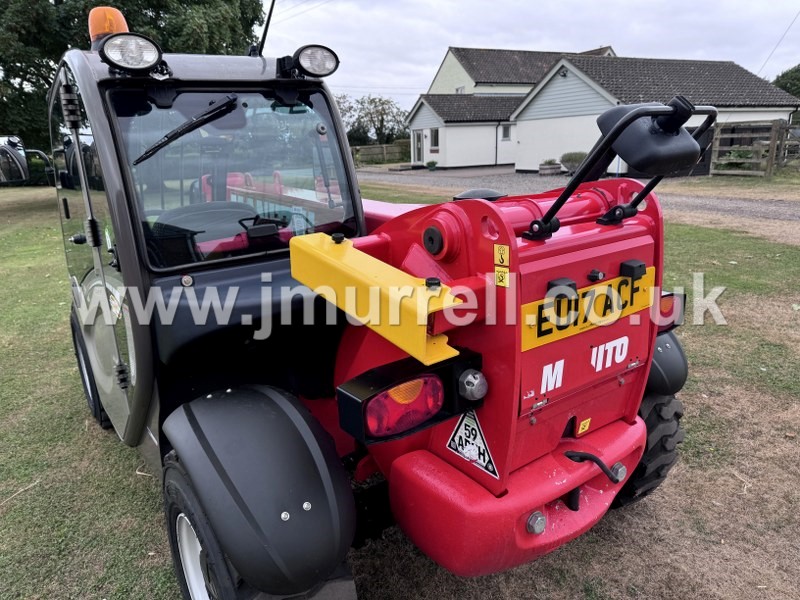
xmin=447 ymin=411 xmax=499 ymax=479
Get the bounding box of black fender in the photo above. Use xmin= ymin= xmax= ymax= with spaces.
xmin=162 ymin=386 xmax=356 ymax=596
xmin=647 ymin=330 xmax=688 ymax=396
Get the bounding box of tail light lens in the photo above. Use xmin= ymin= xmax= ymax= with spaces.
xmin=657 ymin=291 xmax=685 ymax=332
xmin=365 ymin=376 xmax=444 ymax=437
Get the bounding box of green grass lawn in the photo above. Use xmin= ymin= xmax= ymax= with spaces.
xmin=0 ymin=188 xmax=177 ymax=598
xmin=1 ymin=185 xmax=797 ymax=599
xmin=358 ymin=181 xmax=452 ymax=204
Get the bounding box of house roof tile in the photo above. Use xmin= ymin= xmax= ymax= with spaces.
xmin=567 ymin=55 xmax=800 ymax=107
xmin=419 ymin=94 xmax=524 ymax=123
xmin=450 ymin=47 xmax=567 ymax=85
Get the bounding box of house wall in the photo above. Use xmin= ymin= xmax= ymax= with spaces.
xmin=428 ymin=52 xmax=475 ymax=94
xmin=688 ymin=108 xmax=794 ymax=126
xmin=409 ymin=104 xmax=445 ymax=164
xmin=514 ymin=71 xmax=796 ymax=172
xmin=408 ymin=103 xmax=444 ymax=130
xmin=496 ymin=123 xmax=516 ymax=164
xmin=516 ymin=71 xmax=613 ymax=120
xmin=440 ymin=123 xmax=496 ymax=167
xmin=515 ymin=115 xmax=602 ymax=171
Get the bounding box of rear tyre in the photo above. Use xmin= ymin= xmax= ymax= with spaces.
xmin=164 ymin=451 xmax=250 ymax=600
xmin=612 ymin=393 xmax=685 ymax=508
xmin=70 ymin=311 xmax=112 ymax=429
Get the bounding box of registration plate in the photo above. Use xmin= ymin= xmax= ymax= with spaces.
xmin=520 ymin=266 xmax=655 ymax=351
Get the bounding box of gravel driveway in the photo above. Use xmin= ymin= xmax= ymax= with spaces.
xmin=356 ymin=166 xmax=800 ymax=223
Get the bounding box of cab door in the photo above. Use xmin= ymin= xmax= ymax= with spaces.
xmin=51 ymin=65 xmax=132 ymax=436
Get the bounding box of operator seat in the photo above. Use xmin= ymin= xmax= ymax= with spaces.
xmin=148 ymin=201 xmax=258 ymax=266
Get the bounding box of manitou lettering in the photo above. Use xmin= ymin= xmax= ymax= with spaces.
xmin=540 ymin=359 xmax=565 ymax=394
xmin=591 ymin=336 xmax=629 ymax=372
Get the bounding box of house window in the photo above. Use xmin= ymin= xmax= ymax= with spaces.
xmin=430 ymin=128 xmax=439 ymax=152
xmin=455 ymin=86 xmax=465 ymax=94
xmin=501 ymin=125 xmax=511 ymax=141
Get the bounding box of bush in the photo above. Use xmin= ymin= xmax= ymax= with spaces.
xmin=541 ymin=158 xmax=559 ymax=165
xmin=560 ymin=151 xmax=587 ymax=174
xmin=394 ymin=138 xmax=411 ymax=162
xmin=426 ymin=160 xmax=438 ymax=170
xmin=718 ymin=147 xmax=755 ymax=171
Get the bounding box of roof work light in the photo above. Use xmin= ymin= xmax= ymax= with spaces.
xmin=280 ymin=45 xmax=340 ymax=78
xmin=294 ymin=45 xmax=340 ymax=77
xmin=99 ymin=33 xmax=163 ymax=73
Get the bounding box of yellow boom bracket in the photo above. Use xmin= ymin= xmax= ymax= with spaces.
xmin=290 ymin=233 xmax=461 ymax=366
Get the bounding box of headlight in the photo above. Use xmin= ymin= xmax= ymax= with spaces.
xmin=99 ymin=33 xmax=162 ymax=73
xmin=293 ymin=45 xmax=339 ymax=77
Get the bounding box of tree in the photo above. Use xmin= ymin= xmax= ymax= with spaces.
xmin=0 ymin=0 xmax=263 ymax=150
xmin=355 ymin=95 xmax=409 ymax=144
xmin=333 ymin=93 xmax=408 ymax=145
xmin=773 ymin=64 xmax=800 ymax=99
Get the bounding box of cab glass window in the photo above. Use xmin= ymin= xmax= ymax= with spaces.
xmin=109 ymin=89 xmax=357 ymax=269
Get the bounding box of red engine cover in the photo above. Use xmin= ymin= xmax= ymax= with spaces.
xmin=333 ymin=178 xmax=665 ymax=573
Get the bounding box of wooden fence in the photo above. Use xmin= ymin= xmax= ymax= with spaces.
xmin=350 ymin=140 xmax=410 ymax=165
xmin=709 ymin=120 xmax=790 ymax=177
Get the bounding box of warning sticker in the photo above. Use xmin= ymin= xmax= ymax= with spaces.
xmin=493 ymin=244 xmax=510 ymax=267
xmin=578 ymin=418 xmax=591 ymax=435
xmin=447 ymin=411 xmax=499 ymax=479
xmin=495 ymin=266 xmax=509 ymax=288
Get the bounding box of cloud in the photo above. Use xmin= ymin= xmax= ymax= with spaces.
xmin=261 ymin=0 xmax=800 ymax=109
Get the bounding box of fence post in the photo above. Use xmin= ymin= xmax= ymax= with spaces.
xmin=709 ymin=127 xmax=720 ymax=177
xmin=766 ymin=120 xmax=779 ymax=177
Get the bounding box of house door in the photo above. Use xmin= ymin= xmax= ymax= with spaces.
xmin=414 ymin=130 xmax=423 ymax=163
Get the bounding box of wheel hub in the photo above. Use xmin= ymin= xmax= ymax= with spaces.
xmin=176 ymin=513 xmax=215 ymax=600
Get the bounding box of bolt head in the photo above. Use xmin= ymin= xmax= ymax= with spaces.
xmin=610 ymin=462 xmax=627 ymax=483
xmin=425 ymin=277 xmax=441 ymax=289
xmin=302 ymin=502 xmax=312 ymax=511
xmin=180 ymin=274 xmax=193 ymax=287
xmin=280 ymin=511 xmax=290 ymax=521
xmin=527 ymin=511 xmax=547 ymax=535
xmin=458 ymin=369 xmax=489 ymax=401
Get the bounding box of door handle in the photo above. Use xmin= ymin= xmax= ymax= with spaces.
xmin=69 ymin=233 xmax=87 ymax=245
xmin=108 ymin=245 xmax=120 ymax=271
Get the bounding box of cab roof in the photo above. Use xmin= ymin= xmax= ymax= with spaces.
xmin=65 ymin=49 xmax=281 ymax=83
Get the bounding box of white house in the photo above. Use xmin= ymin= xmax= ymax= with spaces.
xmin=406 ymin=95 xmax=522 ymax=167
xmin=427 ymin=46 xmax=613 ymax=96
xmin=408 ymin=46 xmax=614 ymax=167
xmin=511 ymin=55 xmax=800 ymax=172
xmin=411 ymin=46 xmax=800 ymax=171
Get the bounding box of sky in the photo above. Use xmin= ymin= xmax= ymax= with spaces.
xmin=260 ymin=0 xmax=800 ymax=110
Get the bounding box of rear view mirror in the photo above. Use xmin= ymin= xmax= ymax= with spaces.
xmin=0 ymin=136 xmax=29 ymax=185
xmin=596 ymin=96 xmax=700 ymax=176
xmin=522 ymin=97 xmax=717 ymax=239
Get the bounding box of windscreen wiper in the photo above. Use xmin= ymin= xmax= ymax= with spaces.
xmin=133 ymin=94 xmax=238 ymax=166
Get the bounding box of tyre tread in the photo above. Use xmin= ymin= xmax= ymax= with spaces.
xmin=611 ymin=393 xmax=685 ymax=508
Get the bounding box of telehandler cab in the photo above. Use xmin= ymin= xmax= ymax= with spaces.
xmin=52 ymin=6 xmax=715 ymax=599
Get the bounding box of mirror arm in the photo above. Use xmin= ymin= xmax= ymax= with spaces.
xmin=524 ymin=105 xmax=674 ymax=240
xmin=598 ymin=108 xmax=718 ymax=226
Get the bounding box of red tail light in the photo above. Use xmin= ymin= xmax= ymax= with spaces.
xmin=365 ymin=376 xmax=444 ymax=437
